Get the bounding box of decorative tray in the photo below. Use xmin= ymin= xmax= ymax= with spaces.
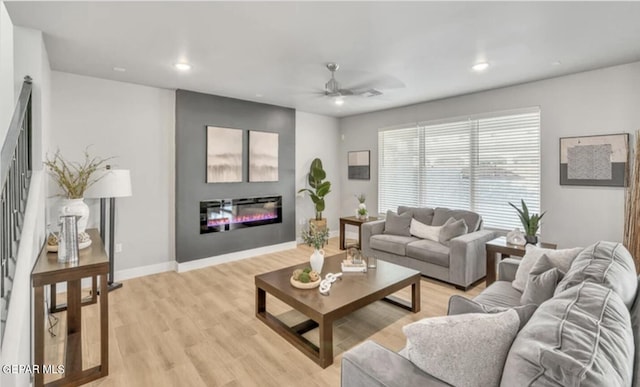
xmin=290 ymin=276 xmax=321 ymax=289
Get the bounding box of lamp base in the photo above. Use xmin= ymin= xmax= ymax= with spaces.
xmin=107 ymin=282 xmax=123 ymax=292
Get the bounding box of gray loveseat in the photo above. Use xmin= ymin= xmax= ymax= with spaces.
xmin=342 ymin=241 xmax=640 ymax=386
xmin=361 ymin=206 xmax=495 ymax=290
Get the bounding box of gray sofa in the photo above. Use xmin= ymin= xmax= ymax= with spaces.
xmin=361 ymin=206 xmax=496 ymax=290
xmin=342 ymin=241 xmax=640 ymax=387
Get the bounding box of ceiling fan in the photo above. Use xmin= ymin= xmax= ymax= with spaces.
xmin=322 ymin=62 xmax=391 ymax=99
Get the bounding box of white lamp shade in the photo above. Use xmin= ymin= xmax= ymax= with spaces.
xmin=85 ymin=169 xmax=132 ymax=198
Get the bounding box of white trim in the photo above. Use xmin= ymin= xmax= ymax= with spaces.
xmin=115 ymin=261 xmax=177 ymax=281
xmin=176 ymin=241 xmax=297 ymax=273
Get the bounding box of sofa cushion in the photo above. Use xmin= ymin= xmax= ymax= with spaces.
xmin=512 ymin=245 xmax=582 ymax=292
xmin=555 ymin=241 xmax=638 ymax=309
xmin=383 ymin=210 xmax=412 ymax=237
xmin=410 ymin=217 xmax=454 ymax=241
xmin=473 ymin=281 xmax=523 ymax=309
xmin=432 ymin=207 xmax=481 ymax=232
xmin=403 ymin=309 xmax=520 ymax=387
xmin=501 ymin=282 xmax=634 ymax=386
xmin=631 ymin=277 xmax=640 ymax=387
xmin=520 ymin=254 xmax=565 ymax=306
xmin=406 ymin=239 xmax=450 ymax=267
xmin=370 ymin=234 xmax=419 ymax=256
xmin=398 ymin=206 xmax=434 ymax=225
xmin=439 ymin=218 xmax=468 ymax=246
xmin=447 ymin=295 xmax=537 ymax=330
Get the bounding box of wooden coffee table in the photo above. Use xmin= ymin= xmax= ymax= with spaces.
xmin=255 ymin=252 xmax=421 ymax=368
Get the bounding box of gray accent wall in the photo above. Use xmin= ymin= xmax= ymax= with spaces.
xmin=175 ymin=89 xmax=295 ymax=263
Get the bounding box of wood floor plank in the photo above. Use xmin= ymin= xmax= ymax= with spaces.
xmin=45 ymin=237 xmax=483 ymax=386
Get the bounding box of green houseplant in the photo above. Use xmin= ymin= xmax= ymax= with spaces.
xmin=509 ymin=199 xmax=546 ymax=244
xmin=298 ymin=158 xmax=331 ymax=222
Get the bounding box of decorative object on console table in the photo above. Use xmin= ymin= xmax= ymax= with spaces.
xmin=249 ymin=130 xmax=279 ymax=182
xmin=624 ymin=130 xmax=640 ymax=273
xmin=485 ymin=236 xmax=557 ymax=286
xmin=355 ymin=193 xmax=368 ymax=220
xmin=206 ymin=126 xmax=243 ymax=183
xmin=509 ymin=199 xmax=545 ymax=245
xmin=560 ymin=133 xmax=629 ymax=187
xmin=348 ymin=150 xmax=370 ymax=180
xmin=44 ymin=148 xmax=112 ymax=238
xmin=85 ymin=167 xmax=132 ymax=291
xmin=298 ymin=157 xmax=331 ymax=228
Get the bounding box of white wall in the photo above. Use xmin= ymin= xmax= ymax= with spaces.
xmin=340 ymin=61 xmax=640 ymax=248
xmin=295 ymin=111 xmax=341 ymax=239
xmin=50 ymin=72 xmax=175 ymax=276
xmin=0 ymin=1 xmax=14 ymax=140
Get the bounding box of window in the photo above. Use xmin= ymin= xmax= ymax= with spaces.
xmin=378 ymin=109 xmax=540 ymax=230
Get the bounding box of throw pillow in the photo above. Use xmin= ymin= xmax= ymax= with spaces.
xmin=512 ymin=245 xmax=582 ymax=292
xmin=410 ymin=217 xmax=453 ymax=241
xmin=383 ymin=210 xmax=412 ymax=236
xmin=520 ymin=254 xmax=564 ymax=306
xmin=439 ymin=217 xmax=468 ymax=246
xmin=447 ymin=295 xmax=537 ymax=330
xmin=403 ymin=310 xmax=520 ymax=387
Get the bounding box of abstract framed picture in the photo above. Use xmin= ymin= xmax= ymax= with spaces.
xmin=249 ymin=130 xmax=279 ymax=182
xmin=206 ymin=126 xmax=243 ymax=183
xmin=348 ymin=150 xmax=370 ymax=180
xmin=559 ymin=133 xmax=629 ymax=187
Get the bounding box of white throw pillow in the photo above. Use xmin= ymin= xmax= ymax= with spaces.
xmin=403 ymin=309 xmax=520 ymax=387
xmin=410 ymin=217 xmax=453 ymax=241
xmin=512 ymin=245 xmax=582 ymax=292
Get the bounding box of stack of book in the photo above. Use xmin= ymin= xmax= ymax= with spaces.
xmin=341 ymin=259 xmax=367 ymax=273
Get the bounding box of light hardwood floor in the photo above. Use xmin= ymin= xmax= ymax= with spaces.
xmin=44 ymin=237 xmax=485 ymax=386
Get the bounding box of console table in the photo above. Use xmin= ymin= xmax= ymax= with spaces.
xmin=485 ymin=236 xmax=557 ymax=286
xmin=31 ymin=228 xmax=109 ymax=386
xmin=339 ymin=215 xmax=380 ymax=250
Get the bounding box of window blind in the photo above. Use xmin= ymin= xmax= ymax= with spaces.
xmin=378 ymin=109 xmax=541 ymax=231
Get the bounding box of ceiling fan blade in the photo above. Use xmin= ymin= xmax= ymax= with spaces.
xmin=347 ymin=74 xmax=406 ymax=92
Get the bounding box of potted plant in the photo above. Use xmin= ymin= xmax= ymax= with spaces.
xmin=301 ymin=223 xmax=330 ymax=272
xmin=508 ymin=199 xmax=546 ymax=244
xmin=44 ymin=149 xmax=111 ymax=234
xmin=355 ymin=193 xmax=368 ymax=220
xmin=298 ymin=158 xmax=331 ymax=229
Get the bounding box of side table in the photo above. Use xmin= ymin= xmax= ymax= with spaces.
xmin=339 ymin=216 xmax=380 ymax=250
xmin=485 ymin=236 xmax=557 ymax=286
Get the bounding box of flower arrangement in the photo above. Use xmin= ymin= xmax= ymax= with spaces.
xmin=355 ymin=193 xmax=368 ymax=218
xmin=44 ymin=149 xmax=111 ymax=199
xmin=301 ymin=223 xmax=330 ymax=250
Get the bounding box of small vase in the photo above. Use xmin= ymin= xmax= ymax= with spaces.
xmin=59 ymin=198 xmax=90 ymax=234
xmin=310 ymin=249 xmax=325 ymax=273
xmin=525 ymin=235 xmax=538 ymax=245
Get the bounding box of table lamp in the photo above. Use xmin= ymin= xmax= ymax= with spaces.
xmin=85 ymin=167 xmax=132 ymax=291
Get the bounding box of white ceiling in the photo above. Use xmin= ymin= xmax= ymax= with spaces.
xmin=6 ymin=1 xmax=640 ymax=118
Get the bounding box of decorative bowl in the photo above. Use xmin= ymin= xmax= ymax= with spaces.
xmin=290 ymin=276 xmax=321 ymax=289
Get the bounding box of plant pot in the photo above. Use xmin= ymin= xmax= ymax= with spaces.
xmin=525 ymin=235 xmax=538 ymax=245
xmin=59 ymin=198 xmax=90 ymax=234
xmin=310 ymin=249 xmax=325 ymax=273
xmin=309 ymin=218 xmax=327 ymax=231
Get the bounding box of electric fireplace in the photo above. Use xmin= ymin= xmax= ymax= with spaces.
xmin=200 ymin=196 xmax=282 ymax=234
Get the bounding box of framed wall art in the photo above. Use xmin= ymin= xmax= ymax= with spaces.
xmin=559 ymin=133 xmax=629 ymax=187
xmin=348 ymin=150 xmax=370 ymax=180
xmin=249 ymin=130 xmax=279 ymax=182
xmin=207 ymin=126 xmax=243 ymax=183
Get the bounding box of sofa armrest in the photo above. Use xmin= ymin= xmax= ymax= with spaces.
xmin=448 ymin=230 xmax=497 ymax=288
xmin=361 ymin=220 xmax=386 ymax=256
xmin=498 ymin=258 xmax=521 ymax=282
xmin=341 ymin=340 xmax=451 ymax=387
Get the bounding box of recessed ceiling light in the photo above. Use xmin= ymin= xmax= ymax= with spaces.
xmin=113 ymin=67 xmax=126 ymax=72
xmin=174 ymin=62 xmax=191 ymax=71
xmin=472 ymin=62 xmax=489 ymax=72
xmin=334 ymin=98 xmax=344 ymax=106
xmin=551 ymin=61 xmax=562 ymax=66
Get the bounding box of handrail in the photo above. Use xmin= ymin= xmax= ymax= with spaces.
xmin=0 ymin=76 xmax=32 ymax=188
xmin=0 ymin=75 xmax=33 ymax=344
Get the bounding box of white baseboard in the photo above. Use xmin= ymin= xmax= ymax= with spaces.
xmin=116 ymin=261 xmax=177 ymax=281
xmin=176 ymin=241 xmax=297 ymax=273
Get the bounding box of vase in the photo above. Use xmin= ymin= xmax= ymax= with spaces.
xmin=310 ymin=249 xmax=325 ymax=273
xmin=59 ymin=198 xmax=90 ymax=234
xmin=525 ymin=235 xmax=538 ymax=245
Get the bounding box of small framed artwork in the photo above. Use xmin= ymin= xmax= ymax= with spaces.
xmin=249 ymin=130 xmax=279 ymax=182
xmin=559 ymin=133 xmax=629 ymax=187
xmin=207 ymin=126 xmax=243 ymax=183
xmin=348 ymin=150 xmax=370 ymax=180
